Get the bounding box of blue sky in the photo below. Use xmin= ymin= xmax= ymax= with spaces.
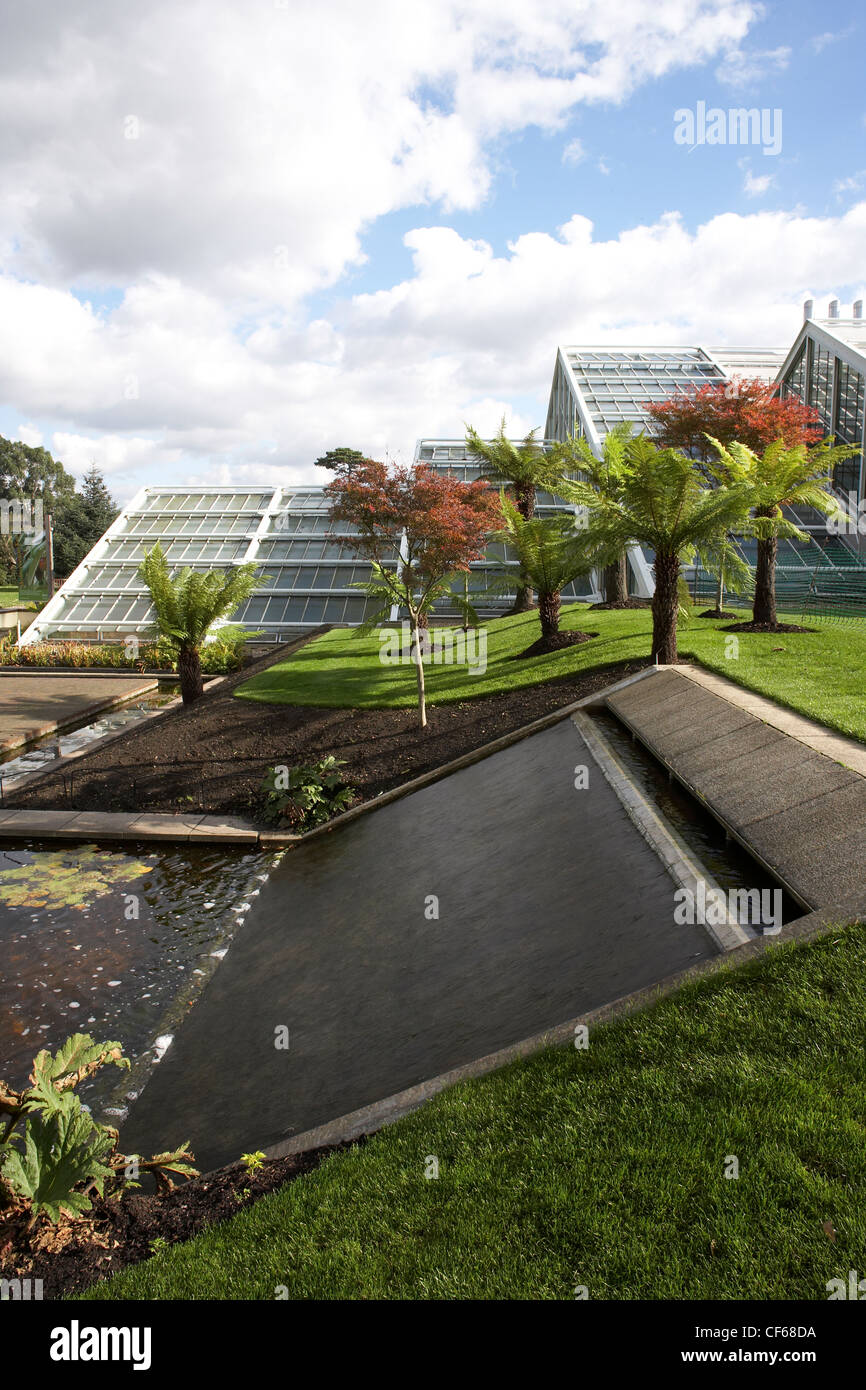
xmin=0 ymin=0 xmax=863 ymax=500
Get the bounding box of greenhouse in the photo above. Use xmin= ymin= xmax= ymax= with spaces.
xmin=21 ymin=314 xmax=866 ymax=646
xmin=22 ymin=486 xmax=385 ymax=645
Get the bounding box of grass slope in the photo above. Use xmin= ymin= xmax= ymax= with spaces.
xmin=237 ymin=606 xmax=866 ymax=743
xmin=81 ymin=925 xmax=866 ymax=1301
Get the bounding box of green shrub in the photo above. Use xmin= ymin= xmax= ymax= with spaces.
xmin=259 ymin=756 xmax=356 ymax=830
xmin=0 ymin=1034 xmax=197 ymax=1228
xmin=0 ymin=637 xmax=170 ymax=671
xmin=200 ymin=625 xmax=263 ymax=674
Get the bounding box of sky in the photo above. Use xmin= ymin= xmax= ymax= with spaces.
xmin=0 ymin=0 xmax=864 ymax=502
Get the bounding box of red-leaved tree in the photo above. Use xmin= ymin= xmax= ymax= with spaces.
xmin=645 ymin=379 xmax=826 ymax=613
xmin=324 ymin=458 xmax=500 ymax=726
xmin=645 ymin=379 xmax=823 ymax=461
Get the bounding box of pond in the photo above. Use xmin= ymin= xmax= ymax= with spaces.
xmin=0 ymin=838 xmax=278 ymax=1118
xmin=0 ymin=686 xmax=179 ymax=792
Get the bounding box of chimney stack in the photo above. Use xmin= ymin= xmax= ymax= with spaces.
xmin=803 ymin=298 xmax=814 ymax=321
xmin=854 ymin=300 xmax=863 ymax=321
xmin=829 ymin=298 xmax=840 ymax=319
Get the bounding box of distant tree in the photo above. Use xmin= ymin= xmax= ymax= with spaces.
xmin=324 ymin=457 xmax=499 ymax=727
xmin=0 ymin=435 xmax=77 ymax=587
xmin=53 ymin=465 xmax=120 ymax=577
xmin=707 ymin=437 xmax=853 ymax=627
xmin=138 ymin=543 xmax=261 ymax=704
xmin=567 ymin=436 xmax=753 ymax=664
xmin=552 ymin=423 xmax=634 ymax=604
xmin=646 ymin=380 xmax=827 ymax=613
xmin=465 ymin=419 xmax=564 ymax=612
xmin=314 ymin=446 xmax=367 ymax=472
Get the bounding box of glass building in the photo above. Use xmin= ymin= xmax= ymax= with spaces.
xmin=22 ymin=315 xmax=863 ymax=646
xmin=22 ymin=486 xmax=385 ymax=645
xmin=777 ymin=302 xmax=866 ymax=503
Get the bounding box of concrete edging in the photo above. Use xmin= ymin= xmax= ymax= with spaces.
xmin=572 ymin=709 xmax=754 ymax=951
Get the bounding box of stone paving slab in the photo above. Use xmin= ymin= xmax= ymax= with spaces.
xmin=0 ymin=675 xmax=157 ymax=751
xmin=675 ymin=664 xmax=866 ymax=776
xmin=607 ymin=667 xmax=866 ymax=910
xmin=0 ymin=808 xmax=259 ymax=843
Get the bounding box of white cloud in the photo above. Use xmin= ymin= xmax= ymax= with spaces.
xmin=0 ymin=0 xmax=760 ymax=310
xmin=562 ymin=138 xmax=586 ymax=166
xmin=834 ymin=171 xmax=866 ymax=196
xmin=715 ymin=45 xmax=790 ymax=88
xmin=743 ymin=170 xmax=774 ymax=196
xmin=12 ymin=1 xmax=859 ymax=504
xmin=1 ymin=201 xmax=859 ymax=501
xmin=14 ymin=422 xmax=43 ymax=448
xmin=809 ymin=28 xmax=855 ymax=54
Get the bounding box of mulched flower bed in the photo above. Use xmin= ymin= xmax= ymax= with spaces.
xmin=0 ymin=1140 xmax=360 ymax=1300
xmin=517 ymin=630 xmax=598 ymax=658
xmin=722 ymin=621 xmax=815 ymax=634
xmin=5 ymin=642 xmax=650 ymax=824
xmin=588 ymin=597 xmax=652 ymax=610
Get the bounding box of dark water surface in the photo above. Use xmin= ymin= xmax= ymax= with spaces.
xmin=0 ymin=838 xmax=275 ymax=1111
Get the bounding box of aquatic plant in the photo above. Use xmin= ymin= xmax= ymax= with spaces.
xmin=0 ymin=1034 xmax=197 ymax=1228
xmin=0 ymin=846 xmax=153 ymax=912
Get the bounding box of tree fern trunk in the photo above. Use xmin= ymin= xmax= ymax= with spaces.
xmin=178 ymin=643 xmax=204 ymax=705
xmin=753 ymin=537 xmax=777 ymax=625
xmin=651 ymin=552 xmax=680 ymax=664
xmin=509 ymin=481 xmax=535 ymax=613
xmin=539 ymin=590 xmax=560 ymax=638
xmin=412 ymin=617 xmax=427 ymax=728
xmin=603 ymin=553 xmax=628 ymax=604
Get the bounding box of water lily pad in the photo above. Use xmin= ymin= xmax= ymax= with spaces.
xmin=0 ymin=846 xmax=153 ymax=911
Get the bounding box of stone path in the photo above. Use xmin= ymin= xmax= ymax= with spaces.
xmin=675 ymin=664 xmax=866 ymax=775
xmin=607 ymin=667 xmax=866 ymax=911
xmin=0 ymin=674 xmax=157 ymax=751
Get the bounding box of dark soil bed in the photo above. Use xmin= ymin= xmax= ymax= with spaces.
xmin=722 ymin=620 xmax=816 ymax=634
xmin=588 ymin=597 xmax=652 ymax=610
xmin=5 ymin=640 xmax=650 ymax=824
xmin=0 ymin=1140 xmax=360 ymax=1299
xmin=517 ymin=630 xmax=598 ymax=658
xmin=697 ymin=608 xmax=740 ymax=619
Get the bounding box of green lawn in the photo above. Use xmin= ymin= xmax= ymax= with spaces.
xmin=81 ymin=924 xmax=866 ymax=1301
xmin=236 ymin=605 xmax=866 ymax=743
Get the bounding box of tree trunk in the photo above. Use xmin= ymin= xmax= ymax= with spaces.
xmin=509 ymin=481 xmax=536 ymax=613
xmin=603 ymin=553 xmax=628 ymax=604
xmin=651 ymin=551 xmax=681 ymax=665
xmin=178 ymin=643 xmax=204 ymax=705
xmin=538 ymin=590 xmax=561 ymax=638
xmin=410 ymin=616 xmax=427 ymax=728
xmin=715 ymin=561 xmax=725 ymax=614
xmin=515 ymin=481 xmax=535 ymax=521
xmin=510 ymin=582 xmax=535 ymax=613
xmin=753 ymin=536 xmax=777 ymax=626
